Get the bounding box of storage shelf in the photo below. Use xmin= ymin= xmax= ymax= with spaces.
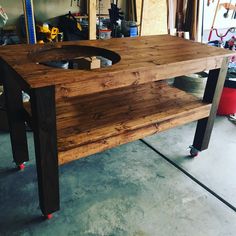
xmin=56 ymin=81 xmax=211 ymax=165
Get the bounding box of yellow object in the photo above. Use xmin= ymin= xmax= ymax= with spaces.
xmin=42 ymin=23 xmax=49 ymax=31
xmin=66 ymin=14 xmax=82 ymax=31
xmin=36 ymin=24 xmax=60 ymax=43
xmin=50 ymin=27 xmax=59 ymax=40
xmin=77 ymin=22 xmax=82 ymax=31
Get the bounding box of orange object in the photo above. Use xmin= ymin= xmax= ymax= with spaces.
xmin=219 ymin=3 xmax=236 ymax=10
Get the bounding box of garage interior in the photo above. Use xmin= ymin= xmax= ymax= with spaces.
xmin=0 ymin=1 xmax=236 ymax=235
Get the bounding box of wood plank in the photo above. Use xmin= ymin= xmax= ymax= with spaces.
xmin=89 ymin=0 xmax=97 ymax=40
xmin=0 ymin=35 xmax=234 ymax=91
xmin=56 ymin=82 xmax=202 ymax=132
xmin=54 ymin=81 xmax=211 ymax=165
xmin=22 ymin=81 xmax=212 ymax=165
xmin=58 ymin=104 xmax=210 ymax=165
xmin=30 ymin=86 xmax=60 ymax=215
xmin=140 ymin=0 xmax=168 ymax=36
xmin=197 ymin=0 xmax=204 ymax=42
xmin=55 ymin=56 xmax=224 ymax=99
xmin=1 ymin=61 xmax=29 ymax=165
xmin=193 ymin=57 xmax=229 ymax=151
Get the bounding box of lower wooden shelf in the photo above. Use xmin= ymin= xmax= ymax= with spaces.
xmin=56 ymin=81 xmax=211 ymax=165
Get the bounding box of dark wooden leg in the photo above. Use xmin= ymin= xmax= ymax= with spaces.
xmin=192 ymin=57 xmax=229 ymax=151
xmin=30 ymin=86 xmax=60 ymax=216
xmin=3 ymin=75 xmax=29 ymax=165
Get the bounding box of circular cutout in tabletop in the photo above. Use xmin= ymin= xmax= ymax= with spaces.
xmin=29 ymin=45 xmax=121 ymax=70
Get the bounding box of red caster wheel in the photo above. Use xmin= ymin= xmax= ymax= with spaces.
xmin=44 ymin=214 xmax=53 ymax=220
xmin=189 ymin=146 xmax=199 ymax=157
xmin=17 ymin=163 xmax=25 ymax=170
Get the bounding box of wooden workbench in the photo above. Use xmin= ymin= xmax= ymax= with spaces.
xmin=0 ymin=35 xmax=234 ymax=218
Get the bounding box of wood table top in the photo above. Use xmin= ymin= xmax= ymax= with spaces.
xmin=0 ymin=35 xmax=235 ymax=90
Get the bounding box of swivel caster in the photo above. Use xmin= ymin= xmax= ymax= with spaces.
xmin=17 ymin=163 xmax=25 ymax=170
xmin=189 ymin=146 xmax=199 ymax=157
xmin=44 ymin=214 xmax=53 ymax=220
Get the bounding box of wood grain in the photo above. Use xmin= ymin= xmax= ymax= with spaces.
xmin=1 ymin=61 xmax=29 ymax=165
xmin=89 ymin=0 xmax=97 ymax=40
xmin=30 ymin=86 xmax=60 ymax=215
xmin=136 ymin=0 xmax=143 ymax=35
xmin=23 ymin=81 xmax=211 ymax=165
xmin=193 ymin=58 xmax=229 ymax=151
xmin=140 ymin=0 xmax=168 ymax=36
xmin=55 ymin=81 xmax=211 ymax=165
xmin=0 ymin=35 xmax=234 ymax=93
xmin=1 ymin=35 xmax=232 ymax=217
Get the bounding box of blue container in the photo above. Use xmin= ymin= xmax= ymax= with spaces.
xmin=130 ymin=23 xmax=138 ymax=37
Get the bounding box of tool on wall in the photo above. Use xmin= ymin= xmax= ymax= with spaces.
xmin=71 ymin=0 xmax=76 ymax=7
xmin=219 ymin=2 xmax=236 ymax=17
xmin=70 ymin=0 xmax=80 ymax=7
xmin=231 ymin=4 xmax=236 ymax=18
xmin=68 ymin=11 xmax=82 ymax=31
xmin=208 ymin=0 xmax=220 ymax=41
xmin=223 ymin=0 xmax=233 ymax=18
xmin=220 ymin=2 xmax=236 ymax=9
xmin=207 ymin=0 xmax=215 ymax=6
xmin=0 ymin=5 xmax=8 ymax=28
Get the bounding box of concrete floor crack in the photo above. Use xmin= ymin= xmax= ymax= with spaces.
xmin=140 ymin=139 xmax=236 ymax=213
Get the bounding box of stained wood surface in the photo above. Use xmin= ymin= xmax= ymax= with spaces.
xmin=30 ymin=86 xmax=60 ymax=214
xmin=0 ymin=35 xmax=234 ymax=94
xmin=22 ymin=81 xmax=211 ymax=165
xmin=2 ymin=62 xmax=29 ymax=165
xmin=193 ymin=58 xmax=229 ymax=151
xmin=55 ymin=81 xmax=211 ymax=165
xmin=2 ymin=34 xmax=231 ymax=216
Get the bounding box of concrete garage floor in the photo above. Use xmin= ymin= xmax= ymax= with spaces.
xmin=0 ymin=116 xmax=236 ymax=236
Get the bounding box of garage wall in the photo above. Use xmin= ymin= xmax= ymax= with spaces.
xmin=2 ymin=0 xmax=125 ymax=27
xmin=2 ymin=0 xmax=78 ymax=26
xmin=2 ymin=1 xmax=23 ymax=26
xmin=204 ymin=0 xmax=236 ymax=30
